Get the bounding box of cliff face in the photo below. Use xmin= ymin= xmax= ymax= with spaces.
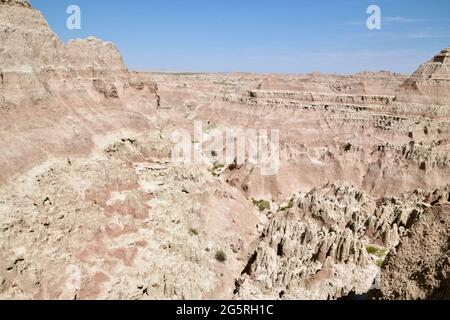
xmin=0 ymin=0 xmax=65 ymax=78
xmin=257 ymin=72 xmax=407 ymax=96
xmin=0 ymin=0 xmax=125 ymax=71
xmin=65 ymin=37 xmax=127 ymax=71
xmin=0 ymin=1 xmax=159 ymax=184
xmin=397 ymin=47 xmax=450 ymax=105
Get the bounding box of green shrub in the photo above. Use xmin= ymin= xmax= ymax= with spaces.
xmin=366 ymin=246 xmax=386 ymax=258
xmin=252 ymin=199 xmax=270 ymax=212
xmin=279 ymin=198 xmax=294 ymax=212
xmin=212 ymin=162 xmax=225 ymax=171
xmin=215 ymin=250 xmax=226 ymax=263
xmin=376 ymin=259 xmax=384 ymax=268
xmin=189 ymin=228 xmax=199 ymax=236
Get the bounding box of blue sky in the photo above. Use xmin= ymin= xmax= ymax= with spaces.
xmin=30 ymin=0 xmax=450 ymax=74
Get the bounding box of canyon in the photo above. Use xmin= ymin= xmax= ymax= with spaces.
xmin=0 ymin=0 xmax=449 ymax=300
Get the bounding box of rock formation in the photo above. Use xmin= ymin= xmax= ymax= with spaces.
xmin=397 ymin=47 xmax=450 ymax=105
xmin=377 ymin=203 xmax=450 ymax=300
xmin=234 ymin=185 xmax=448 ymax=299
xmin=0 ymin=1 xmax=449 ymax=300
xmin=0 ymin=0 xmax=31 ymax=8
xmin=0 ymin=0 xmax=159 ymax=184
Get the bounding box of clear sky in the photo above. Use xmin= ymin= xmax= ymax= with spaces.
xmin=30 ymin=0 xmax=450 ymax=74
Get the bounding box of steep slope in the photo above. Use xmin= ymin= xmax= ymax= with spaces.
xmin=397 ymin=47 xmax=450 ymax=105
xmin=0 ymin=0 xmax=159 ymax=184
xmin=0 ymin=1 xmax=260 ymax=300
xmin=378 ymin=203 xmax=450 ymax=300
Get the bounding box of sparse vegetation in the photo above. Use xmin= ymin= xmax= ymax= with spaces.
xmin=366 ymin=246 xmax=378 ymax=255
xmin=212 ymin=162 xmax=225 ymax=171
xmin=279 ymin=198 xmax=294 ymax=212
xmin=215 ymin=250 xmax=226 ymax=263
xmin=366 ymin=245 xmax=386 ymax=258
xmin=376 ymin=259 xmax=384 ymax=268
xmin=189 ymin=228 xmax=199 ymax=236
xmin=252 ymin=199 xmax=271 ymax=212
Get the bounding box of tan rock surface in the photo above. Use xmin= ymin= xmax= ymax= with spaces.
xmin=378 ymin=203 xmax=450 ymax=300
xmin=398 ymin=47 xmax=450 ymax=105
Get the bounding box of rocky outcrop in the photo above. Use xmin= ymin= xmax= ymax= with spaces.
xmin=65 ymin=37 xmax=127 ymax=72
xmin=397 ymin=47 xmax=450 ymax=105
xmin=0 ymin=134 xmax=261 ymax=299
xmin=257 ymin=72 xmax=407 ymax=96
xmin=0 ymin=1 xmax=63 ymax=71
xmin=0 ymin=0 xmax=31 ymax=8
xmin=377 ymin=142 xmax=450 ymax=169
xmin=0 ymin=2 xmax=159 ymax=184
xmin=247 ymin=90 xmax=395 ymax=106
xmin=378 ymin=204 xmax=450 ymax=300
xmin=234 ymin=185 xmax=444 ymax=300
